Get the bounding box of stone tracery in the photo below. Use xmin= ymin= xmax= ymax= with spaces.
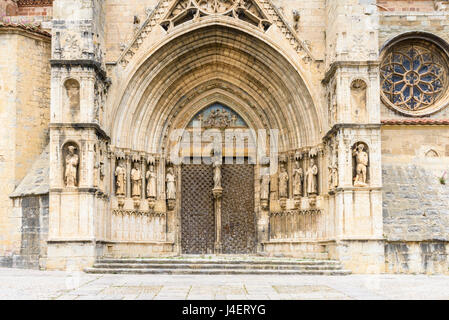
xmin=381 ymin=41 xmax=448 ymax=114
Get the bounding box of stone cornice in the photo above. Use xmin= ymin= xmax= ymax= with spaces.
xmin=323 ymin=123 xmax=381 ymax=141
xmin=50 ymin=59 xmax=108 ymax=81
xmin=17 ymin=0 xmax=53 ymax=7
xmin=381 ymin=119 xmax=449 ymax=126
xmin=49 ymin=123 xmax=110 ymax=141
xmin=322 ymin=60 xmax=380 ymax=84
xmin=0 ymin=22 xmax=51 ymax=40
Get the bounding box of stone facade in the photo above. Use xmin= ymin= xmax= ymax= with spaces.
xmin=0 ymin=0 xmax=448 ymax=274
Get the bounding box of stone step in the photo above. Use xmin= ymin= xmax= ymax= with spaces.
xmin=96 ymin=258 xmax=341 ymax=266
xmin=84 ymin=267 xmax=351 ymax=276
xmin=91 ymin=263 xmax=343 ymax=271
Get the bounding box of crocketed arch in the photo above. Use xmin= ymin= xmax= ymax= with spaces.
xmin=110 ymin=23 xmax=321 ymax=154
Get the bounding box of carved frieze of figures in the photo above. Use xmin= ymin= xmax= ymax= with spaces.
xmin=293 ymin=160 xmax=303 ymax=198
xmin=64 ymin=145 xmax=79 ymax=187
xmin=146 ymin=164 xmax=157 ymax=199
xmin=353 ymin=143 xmax=369 ymax=187
xmin=115 ymin=160 xmax=126 ymax=196
xmin=131 ymin=162 xmax=142 ymax=198
xmin=278 ymin=165 xmax=289 ymax=199
xmin=166 ymin=167 xmax=176 ymax=200
xmin=306 ymin=157 xmax=318 ymax=196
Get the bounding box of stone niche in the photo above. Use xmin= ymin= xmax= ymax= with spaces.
xmin=62 ymin=142 xmax=80 ymax=188
xmin=350 ymin=79 xmax=368 ymax=123
xmin=64 ymin=79 xmax=80 ymax=123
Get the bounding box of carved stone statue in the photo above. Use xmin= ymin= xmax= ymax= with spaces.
xmin=115 ymin=160 xmax=126 ymax=196
xmin=293 ymin=161 xmax=303 ymax=197
xmin=64 ymin=146 xmax=79 ymax=187
xmin=278 ymin=166 xmax=289 ymax=198
xmin=166 ymin=167 xmax=176 ymax=200
xmin=131 ymin=163 xmax=142 ymax=197
xmin=260 ymin=171 xmax=270 ymax=200
xmin=213 ymin=159 xmax=222 ymax=189
xmin=353 ymin=144 xmax=369 ymax=187
xmin=306 ymin=158 xmax=318 ymax=196
xmin=146 ymin=164 xmax=157 ymax=198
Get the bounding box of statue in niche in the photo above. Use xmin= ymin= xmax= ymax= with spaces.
xmin=64 ymin=145 xmax=79 ymax=187
xmin=351 ymin=79 xmax=367 ymax=122
xmin=306 ymin=158 xmax=318 ymax=196
xmin=131 ymin=163 xmax=142 ymax=197
xmin=278 ymin=165 xmax=289 ymax=198
xmin=146 ymin=164 xmax=157 ymax=198
xmin=166 ymin=167 xmax=176 ymax=200
xmin=115 ymin=160 xmax=126 ymax=196
xmin=353 ymin=144 xmax=369 ymax=187
xmin=293 ymin=160 xmax=303 ymax=197
xmin=213 ymin=159 xmax=222 ymax=189
xmin=260 ymin=171 xmax=270 ymax=200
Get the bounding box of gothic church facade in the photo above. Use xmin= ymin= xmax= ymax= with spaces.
xmin=1 ymin=0 xmax=449 ymax=274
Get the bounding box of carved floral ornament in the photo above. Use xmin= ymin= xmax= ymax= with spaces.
xmin=380 ymin=39 xmax=449 ymax=116
xmin=161 ymin=0 xmax=271 ymax=31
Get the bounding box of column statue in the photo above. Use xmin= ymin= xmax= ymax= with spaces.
xmin=306 ymin=158 xmax=318 ymax=196
xmin=278 ymin=166 xmax=289 ymax=198
xmin=146 ymin=164 xmax=157 ymax=198
xmin=293 ymin=161 xmax=303 ymax=197
xmin=166 ymin=167 xmax=176 ymax=200
xmin=115 ymin=160 xmax=126 ymax=196
xmin=131 ymin=163 xmax=142 ymax=197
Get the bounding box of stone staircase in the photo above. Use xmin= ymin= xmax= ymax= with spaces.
xmin=84 ymin=256 xmax=351 ymax=275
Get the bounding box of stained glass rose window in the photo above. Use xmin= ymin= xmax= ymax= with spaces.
xmin=380 ymin=41 xmax=448 ymax=115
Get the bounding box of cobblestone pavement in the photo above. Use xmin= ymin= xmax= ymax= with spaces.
xmin=1 ymin=268 xmax=449 ymax=300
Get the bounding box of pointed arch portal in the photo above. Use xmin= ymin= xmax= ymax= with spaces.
xmin=108 ymin=22 xmax=321 ymax=255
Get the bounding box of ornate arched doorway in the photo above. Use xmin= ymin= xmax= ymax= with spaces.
xmin=107 ymin=23 xmax=321 ymax=256
xmin=179 ymin=103 xmax=257 ymax=254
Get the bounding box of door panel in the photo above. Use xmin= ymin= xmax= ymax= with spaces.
xmin=180 ymin=164 xmax=214 ymax=254
xmin=221 ymin=163 xmax=256 ymax=254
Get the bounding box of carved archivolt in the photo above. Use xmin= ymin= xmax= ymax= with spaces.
xmin=117 ymin=0 xmax=315 ymax=68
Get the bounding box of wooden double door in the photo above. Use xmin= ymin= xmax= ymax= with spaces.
xmin=180 ymin=161 xmax=256 ymax=254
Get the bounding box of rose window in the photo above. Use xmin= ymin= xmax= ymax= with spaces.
xmin=380 ymin=42 xmax=448 ymax=115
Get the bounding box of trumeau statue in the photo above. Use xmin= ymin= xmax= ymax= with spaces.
xmin=278 ymin=166 xmax=289 ymax=198
xmin=293 ymin=161 xmax=303 ymax=197
xmin=65 ymin=146 xmax=79 ymax=187
xmin=213 ymin=159 xmax=222 ymax=189
xmin=131 ymin=163 xmax=142 ymax=197
xmin=306 ymin=158 xmax=318 ymax=196
xmin=166 ymin=167 xmax=176 ymax=200
xmin=353 ymin=143 xmax=369 ymax=187
xmin=260 ymin=171 xmax=270 ymax=200
xmin=115 ymin=160 xmax=126 ymax=196
xmin=146 ymin=164 xmax=157 ymax=198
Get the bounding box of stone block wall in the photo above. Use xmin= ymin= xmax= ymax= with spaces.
xmin=0 ymin=27 xmax=51 ymax=266
xmin=382 ymin=125 xmax=449 ymax=273
xmin=0 ymin=195 xmax=49 ymax=269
